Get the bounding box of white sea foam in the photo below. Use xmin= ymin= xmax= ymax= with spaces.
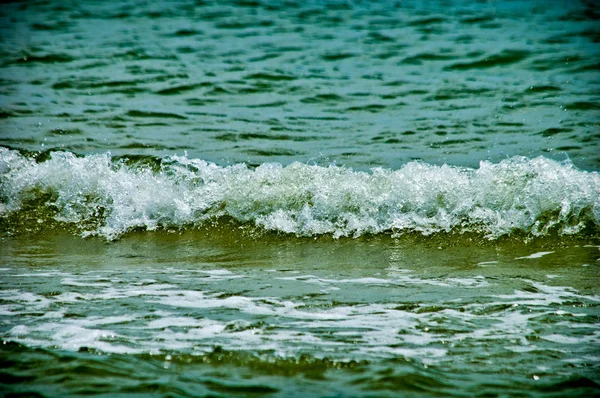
xmin=61 ymin=277 xmax=112 ymax=287
xmin=541 ymin=334 xmax=591 ymax=344
xmin=277 ymin=272 xmax=490 ymax=289
xmin=2 ymin=265 xmax=598 ymax=366
xmin=515 ymin=251 xmax=554 ymax=260
xmin=1 ymin=148 xmax=599 ymax=239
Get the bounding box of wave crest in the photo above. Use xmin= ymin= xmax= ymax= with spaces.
xmin=1 ymin=148 xmax=599 ymax=240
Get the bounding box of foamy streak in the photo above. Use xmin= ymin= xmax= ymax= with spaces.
xmin=1 ymin=148 xmax=599 ymax=239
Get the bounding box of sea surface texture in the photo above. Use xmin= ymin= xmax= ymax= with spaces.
xmin=1 ymin=0 xmax=599 ymax=397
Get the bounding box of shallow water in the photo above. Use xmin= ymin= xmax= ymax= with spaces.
xmin=1 ymin=0 xmax=600 ymax=397
xmin=1 ymin=231 xmax=600 ymax=397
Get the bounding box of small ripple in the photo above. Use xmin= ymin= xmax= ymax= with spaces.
xmin=215 ymin=20 xmax=273 ymax=29
xmin=358 ymin=371 xmax=451 ymax=394
xmin=245 ymin=72 xmax=296 ymax=81
xmin=460 ymin=15 xmax=496 ymax=24
xmin=14 ymin=53 xmax=75 ymax=65
xmin=248 ymin=53 xmax=281 ymax=63
xmin=244 ymin=148 xmax=303 ymax=156
xmin=215 ymin=133 xmax=326 ymax=142
xmin=155 ymin=83 xmax=207 ymax=96
xmin=166 ymin=29 xmax=203 ymax=37
xmin=425 ymin=87 xmax=493 ymax=101
xmin=524 ymin=85 xmax=561 ymax=94
xmin=114 ymin=49 xmax=178 ymax=61
xmin=571 ymin=62 xmax=600 ymax=73
xmin=429 ymin=138 xmax=484 ymax=149
xmin=538 ymin=128 xmax=573 ymax=137
xmin=46 ymin=128 xmax=84 ymax=136
xmin=118 ymin=142 xmax=170 ymax=150
xmin=400 ymin=53 xmax=456 ymax=64
xmin=125 ymin=110 xmax=187 ymax=120
xmin=407 ymin=17 xmax=447 ymax=26
xmin=246 ymin=101 xmax=287 ymax=108
xmin=539 ymin=377 xmax=600 ymax=394
xmin=565 ymin=101 xmax=600 ymax=111
xmin=345 ymin=104 xmax=387 ymax=113
xmin=445 ymin=50 xmax=530 ymax=70
xmin=364 ymin=31 xmax=395 ymax=43
xmin=300 ymin=93 xmax=345 ymax=104
xmin=52 ymin=78 xmax=140 ymax=90
xmin=185 ymin=98 xmax=219 ymax=106
xmin=203 ymin=380 xmax=279 ymax=394
xmin=321 ymin=52 xmax=356 ymax=61
xmin=31 ymin=21 xmax=72 ymax=31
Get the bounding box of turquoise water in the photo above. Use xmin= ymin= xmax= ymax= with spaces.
xmin=1 ymin=0 xmax=599 ymax=396
xmin=1 ymin=0 xmax=599 ymax=170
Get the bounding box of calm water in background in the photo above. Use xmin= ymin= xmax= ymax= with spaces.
xmin=1 ymin=0 xmax=599 ymax=169
xmin=1 ymin=0 xmax=600 ymax=397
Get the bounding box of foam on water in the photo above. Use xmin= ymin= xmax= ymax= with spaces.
xmin=515 ymin=251 xmax=554 ymax=259
xmin=1 ymin=148 xmax=599 ymax=240
xmin=1 ymin=266 xmax=598 ymax=366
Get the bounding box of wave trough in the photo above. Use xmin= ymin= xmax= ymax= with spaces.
xmin=1 ymin=148 xmax=599 ymax=240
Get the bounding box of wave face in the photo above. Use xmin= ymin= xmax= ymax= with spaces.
xmin=1 ymin=148 xmax=599 ymax=240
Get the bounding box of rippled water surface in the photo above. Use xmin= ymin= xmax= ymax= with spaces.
xmin=1 ymin=0 xmax=599 ymax=169
xmin=2 ymin=232 xmax=600 ymax=397
xmin=1 ymin=0 xmax=599 ymax=397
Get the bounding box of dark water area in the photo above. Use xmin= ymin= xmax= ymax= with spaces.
xmin=2 ymin=343 xmax=598 ymax=398
xmin=1 ymin=0 xmax=600 ymax=397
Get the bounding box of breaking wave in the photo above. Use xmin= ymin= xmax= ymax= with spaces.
xmin=1 ymin=147 xmax=599 ymax=240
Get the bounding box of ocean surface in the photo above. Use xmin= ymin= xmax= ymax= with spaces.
xmin=1 ymin=0 xmax=599 ymax=396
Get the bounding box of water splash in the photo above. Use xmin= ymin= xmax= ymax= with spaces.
xmin=1 ymin=148 xmax=599 ymax=240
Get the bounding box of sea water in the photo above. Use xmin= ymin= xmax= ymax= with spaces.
xmin=1 ymin=0 xmax=599 ymax=397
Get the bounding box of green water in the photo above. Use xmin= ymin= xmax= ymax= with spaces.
xmin=1 ymin=231 xmax=599 ymax=396
xmin=1 ymin=0 xmax=599 ymax=396
xmin=1 ymin=0 xmax=599 ymax=170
